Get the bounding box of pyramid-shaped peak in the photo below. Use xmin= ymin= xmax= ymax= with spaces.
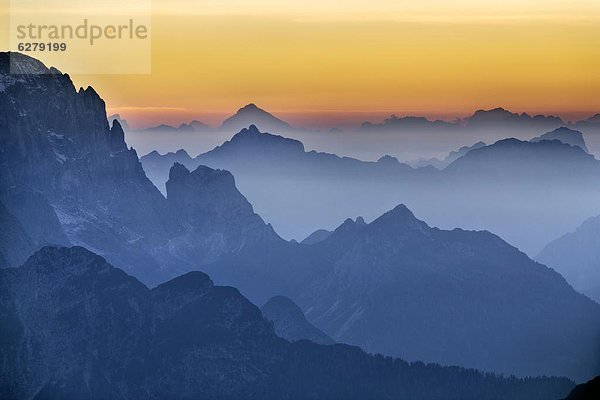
xmin=371 ymin=204 xmax=422 ymax=227
xmin=240 ymin=103 xmax=259 ymax=111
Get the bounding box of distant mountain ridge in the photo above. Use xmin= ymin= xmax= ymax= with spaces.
xmin=537 ymin=215 xmax=600 ymax=303
xmin=141 ymin=124 xmax=600 ymax=254
xmin=531 ymin=127 xmax=588 ymax=152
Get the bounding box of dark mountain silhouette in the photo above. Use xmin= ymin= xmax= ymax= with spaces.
xmin=466 ymin=107 xmax=563 ymax=130
xmin=261 ymin=295 xmax=334 ymax=345
xmin=220 ymin=103 xmax=292 ymax=134
xmin=301 ymin=229 xmax=333 ymax=245
xmin=531 ymin=127 xmax=588 ymax=152
xmin=108 ymin=114 xmax=129 ymax=130
xmin=537 ymin=215 xmax=600 ymax=303
xmin=359 ymin=108 xmax=564 ymax=135
xmin=562 ymin=376 xmax=600 ymax=400
xmin=360 ymin=114 xmax=457 ymax=133
xmin=444 ymin=138 xmax=598 ymax=179
xmin=207 ymin=204 xmax=600 ymax=380
xmin=436 ymin=138 xmax=600 ymax=252
xmin=0 ymin=246 xmax=574 ymax=400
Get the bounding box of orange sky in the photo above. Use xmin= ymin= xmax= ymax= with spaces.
xmin=1 ymin=0 xmax=600 ymax=129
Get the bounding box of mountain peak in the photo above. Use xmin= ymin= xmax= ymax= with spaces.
xmin=370 ymin=204 xmax=423 ymax=229
xmin=168 ymin=162 xmax=191 ymax=181
xmin=246 ymin=124 xmax=261 ymax=133
xmin=210 ymin=125 xmax=305 ymax=154
xmin=377 ymin=155 xmax=401 ymax=165
xmin=220 ymin=103 xmax=291 ymax=133
xmin=531 ymin=127 xmax=588 ymax=152
xmin=335 ymin=216 xmax=368 ymax=234
xmin=153 ymin=271 xmax=214 ymax=295
xmin=239 ymin=103 xmax=259 ymax=112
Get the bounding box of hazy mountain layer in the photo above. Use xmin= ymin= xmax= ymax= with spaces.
xmin=537 ymin=215 xmax=600 ymax=303
xmin=141 ymin=125 xmax=600 ymax=255
xmin=207 ymin=205 xmax=600 ymax=381
xmin=124 ymin=99 xmax=600 ymax=163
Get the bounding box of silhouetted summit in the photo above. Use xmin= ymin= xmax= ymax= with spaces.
xmin=208 ymin=203 xmax=600 ymax=380
xmin=220 ymin=103 xmax=291 ymax=133
xmin=531 ymin=127 xmax=588 ymax=152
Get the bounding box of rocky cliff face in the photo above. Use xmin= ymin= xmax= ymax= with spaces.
xmin=0 ymin=246 xmax=574 ymax=400
xmin=261 ymin=295 xmax=334 ymax=345
xmin=164 ymin=163 xmax=281 ymax=264
xmin=0 ymin=52 xmax=174 ymax=280
xmin=0 ymin=53 xmax=281 ymax=285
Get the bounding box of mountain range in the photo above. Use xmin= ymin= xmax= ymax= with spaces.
xmin=123 ymin=101 xmax=600 ymax=162
xmin=2 ymin=52 xmax=599 ymax=393
xmin=0 ymin=246 xmax=575 ymax=400
xmin=206 ymin=204 xmax=600 ymax=380
xmin=141 ymin=124 xmax=600 ymax=255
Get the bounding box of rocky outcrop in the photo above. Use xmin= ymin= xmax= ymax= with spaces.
xmin=164 ymin=163 xmax=281 ymax=264
xmin=261 ymin=295 xmax=334 ymax=345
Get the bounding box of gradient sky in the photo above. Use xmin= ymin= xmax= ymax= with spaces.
xmin=1 ymin=0 xmax=599 ymax=128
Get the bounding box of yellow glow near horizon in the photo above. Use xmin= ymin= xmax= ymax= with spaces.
xmin=1 ymin=0 xmax=599 ymax=128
